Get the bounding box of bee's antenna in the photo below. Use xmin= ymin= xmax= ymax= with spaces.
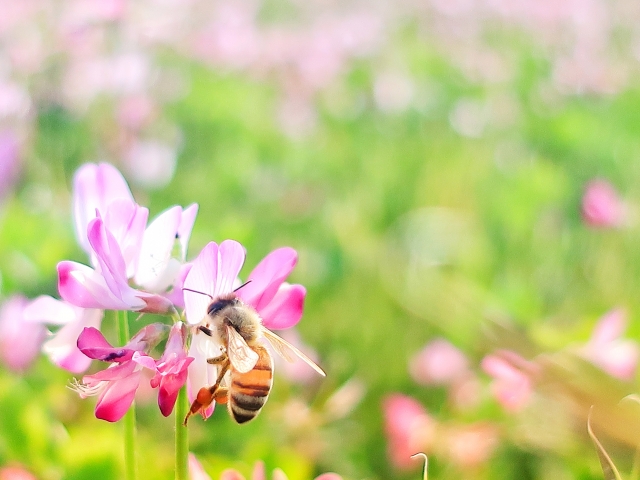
xmin=233 ymin=280 xmax=252 ymax=292
xmin=199 ymin=326 xmax=214 ymax=336
xmin=182 ymin=288 xmax=213 ymax=300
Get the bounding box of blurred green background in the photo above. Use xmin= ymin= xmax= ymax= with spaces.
xmin=3 ymin=1 xmax=640 ymax=479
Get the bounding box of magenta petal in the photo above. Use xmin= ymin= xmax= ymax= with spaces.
xmin=94 ymin=365 xmax=142 ymax=422
xmin=132 ymin=351 xmax=157 ymax=370
xmin=77 ymin=327 xmax=131 ymax=362
xmin=259 ymin=284 xmax=306 ymax=329
xmin=238 ymin=247 xmax=297 ymax=312
xmin=157 ymin=359 xmax=192 ymax=416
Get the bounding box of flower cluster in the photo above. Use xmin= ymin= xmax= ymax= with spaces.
xmin=6 ymin=162 xmax=307 ymax=423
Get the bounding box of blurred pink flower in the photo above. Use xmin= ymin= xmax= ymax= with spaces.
xmin=73 ymin=323 xmax=166 ymax=421
xmin=220 ymin=461 xmax=342 ymax=480
xmin=0 ymin=465 xmax=37 ymax=480
xmin=481 ymin=351 xmax=536 ymax=413
xmin=188 ymin=453 xmax=212 ymax=480
xmin=23 ymin=295 xmax=102 ymax=373
xmin=0 ymin=295 xmax=47 ymax=372
xmin=581 ymin=179 xmax=625 ymax=228
xmin=183 ymin=240 xmax=306 ymax=417
xmin=444 ymin=422 xmax=499 ymax=469
xmin=0 ymin=130 xmax=21 ymax=200
xmin=409 ymin=338 xmax=469 ymax=386
xmin=581 ymin=308 xmax=639 ymax=380
xmin=383 ymin=394 xmax=437 ymax=469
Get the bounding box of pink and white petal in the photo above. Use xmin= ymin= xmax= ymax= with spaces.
xmin=186 ymin=332 xmax=221 ymax=418
xmin=164 ymin=263 xmax=192 ymax=310
xmin=103 ymin=199 xmax=148 ymax=277
xmin=57 ymin=261 xmax=137 ymax=310
xmin=177 ymin=204 xmax=199 ymax=260
xmin=220 ymin=470 xmax=245 ymax=480
xmin=42 ymin=308 xmax=103 ymax=373
xmin=94 ymin=365 xmax=142 ymax=422
xmin=214 ymin=240 xmax=245 ymax=296
xmin=132 ymin=351 xmax=158 ymax=371
xmin=73 ymin=163 xmax=134 ymax=252
xmin=314 ymin=475 xmax=343 ymax=480
xmin=135 ymin=206 xmax=182 ymax=291
xmin=184 ymin=242 xmax=220 ymax=325
xmin=23 ymin=295 xmax=77 ymax=326
xmin=258 ymin=283 xmax=306 ymax=330
xmin=87 ymin=219 xmax=149 ymax=309
xmin=126 ymin=323 xmax=168 ymax=352
xmin=87 ymin=218 xmax=130 ymax=298
xmin=238 ymin=247 xmax=297 ymax=312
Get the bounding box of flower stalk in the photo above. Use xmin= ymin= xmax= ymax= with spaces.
xmin=175 ymin=386 xmax=189 ymax=480
xmin=116 ymin=309 xmax=138 ymax=480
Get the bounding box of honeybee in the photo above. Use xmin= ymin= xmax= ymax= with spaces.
xmin=184 ymin=292 xmax=325 ymax=425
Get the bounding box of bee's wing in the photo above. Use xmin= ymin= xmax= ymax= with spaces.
xmin=226 ymin=325 xmax=259 ymax=373
xmin=262 ymin=328 xmax=326 ymax=377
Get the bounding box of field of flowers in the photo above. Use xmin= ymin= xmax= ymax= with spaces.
xmin=3 ymin=1 xmax=640 ymax=479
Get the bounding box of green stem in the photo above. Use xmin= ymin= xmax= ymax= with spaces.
xmin=115 ymin=310 xmax=137 ymax=480
xmin=175 ymin=386 xmax=189 ymax=480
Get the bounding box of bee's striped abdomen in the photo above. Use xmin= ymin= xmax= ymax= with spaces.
xmin=228 ymin=345 xmax=273 ymax=424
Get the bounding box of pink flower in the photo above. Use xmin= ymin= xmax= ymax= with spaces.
xmin=0 ymin=465 xmax=37 ymax=480
xmin=409 ymin=338 xmax=470 ymax=386
xmin=481 ymin=351 xmax=536 ymax=412
xmin=73 ymin=323 xmax=166 ymax=422
xmin=444 ymin=422 xmax=499 ymax=469
xmin=23 ymin=295 xmax=102 ymax=373
xmin=72 ymin=162 xmax=147 ymax=273
xmin=383 ymin=394 xmax=437 ymax=469
xmin=581 ymin=179 xmax=625 ymax=228
xmin=220 ymin=461 xmax=342 ymax=480
xmin=581 ymin=308 xmax=639 ymax=380
xmin=0 ymin=130 xmax=21 ymax=201
xmin=58 ymin=217 xmax=174 ymax=314
xmin=149 ymin=322 xmax=194 ymax=416
xmin=182 ymin=240 xmax=306 ymax=417
xmin=0 ymin=295 xmax=47 ymax=372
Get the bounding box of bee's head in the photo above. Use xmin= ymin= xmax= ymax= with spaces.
xmin=206 ymin=294 xmax=239 ymax=317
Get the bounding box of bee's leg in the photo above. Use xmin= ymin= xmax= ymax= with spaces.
xmin=183 ymin=358 xmax=231 ymax=425
xmin=207 ymin=353 xmax=228 ymax=365
xmin=211 ymin=386 xmax=229 ymax=404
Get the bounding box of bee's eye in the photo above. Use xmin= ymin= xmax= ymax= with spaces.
xmin=207 ymin=298 xmax=236 ymax=316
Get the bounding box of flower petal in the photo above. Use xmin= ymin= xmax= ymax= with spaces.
xmin=94 ymin=363 xmax=142 ymax=422
xmin=23 ymin=295 xmax=77 ymax=325
xmin=42 ymin=308 xmax=103 ymax=373
xmin=238 ymin=247 xmax=297 ymax=312
xmin=215 ymin=240 xmax=245 ymax=296
xmin=77 ymin=327 xmax=131 ymax=362
xmin=184 ymin=242 xmax=219 ymax=325
xmin=73 ymin=162 xmax=134 ymax=254
xmin=57 ymin=260 xmax=138 ymax=310
xmin=177 ymin=204 xmax=198 ymax=260
xmin=135 ymin=205 xmax=182 ymax=291
xmin=258 ymin=283 xmax=306 ymax=329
